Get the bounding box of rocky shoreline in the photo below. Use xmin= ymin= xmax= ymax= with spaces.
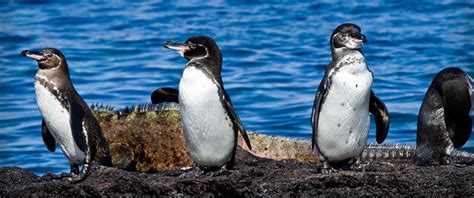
xmin=1 ymin=105 xmax=473 ymax=196
xmin=1 ymin=148 xmax=473 ymax=196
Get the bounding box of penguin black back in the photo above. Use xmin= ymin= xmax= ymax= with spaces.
xmin=416 ymin=67 xmax=472 ymax=164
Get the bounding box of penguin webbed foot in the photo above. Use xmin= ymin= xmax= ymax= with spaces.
xmin=439 ymin=156 xmax=450 ymax=165
xmin=70 ymin=164 xmax=80 ymax=175
xmin=318 ymin=162 xmax=336 ymax=174
xmin=177 ymin=166 xmax=201 ymax=178
xmin=204 ymin=169 xmax=226 ymax=177
xmin=348 ymin=159 xmax=370 ymax=171
xmin=197 ymin=166 xmax=230 ymax=177
xmin=68 ymin=163 xmax=91 ymax=184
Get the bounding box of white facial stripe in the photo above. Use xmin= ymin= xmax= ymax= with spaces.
xmin=38 ymin=53 xmax=62 ymax=70
xmin=53 ymin=53 xmax=62 ymax=67
xmin=190 ymin=44 xmax=209 ymax=61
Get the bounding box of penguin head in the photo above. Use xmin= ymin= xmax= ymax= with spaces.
xmin=21 ymin=48 xmax=66 ymax=70
xmin=330 ymin=23 xmax=367 ymax=50
xmin=163 ymin=35 xmax=222 ymax=64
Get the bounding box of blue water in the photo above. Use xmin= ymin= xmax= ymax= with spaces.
xmin=0 ymin=1 xmax=473 ymax=175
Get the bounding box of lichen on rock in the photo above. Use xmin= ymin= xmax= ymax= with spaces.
xmin=92 ymin=104 xmax=193 ymax=172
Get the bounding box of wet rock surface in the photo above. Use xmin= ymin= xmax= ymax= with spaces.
xmin=1 ymin=148 xmax=473 ymax=197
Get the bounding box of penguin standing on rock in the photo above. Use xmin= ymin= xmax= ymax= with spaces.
xmin=163 ymin=35 xmax=252 ymax=170
xmin=22 ymin=48 xmax=111 ymax=182
xmin=416 ymin=67 xmax=473 ymax=165
xmin=311 ymin=24 xmax=390 ymax=170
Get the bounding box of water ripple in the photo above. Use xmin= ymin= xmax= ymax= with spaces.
xmin=0 ymin=1 xmax=473 ymax=174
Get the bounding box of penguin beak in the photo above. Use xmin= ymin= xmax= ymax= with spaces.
xmin=163 ymin=41 xmax=192 ymax=57
xmin=21 ymin=50 xmax=46 ymax=61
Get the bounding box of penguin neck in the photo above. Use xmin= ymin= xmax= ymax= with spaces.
xmin=36 ymin=63 xmax=73 ymax=88
xmin=187 ymin=58 xmax=223 ymax=84
xmin=331 ymin=47 xmax=363 ymax=62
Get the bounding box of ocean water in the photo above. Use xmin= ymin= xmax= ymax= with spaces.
xmin=0 ymin=1 xmax=473 ymax=175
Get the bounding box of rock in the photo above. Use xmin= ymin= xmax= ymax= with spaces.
xmin=1 ymin=156 xmax=473 ymax=196
xmin=93 ymin=104 xmax=193 ymax=172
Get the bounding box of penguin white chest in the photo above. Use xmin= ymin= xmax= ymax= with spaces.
xmin=34 ymin=81 xmax=86 ymax=164
xmin=179 ymin=67 xmax=235 ymax=167
xmin=317 ymin=54 xmax=373 ymax=162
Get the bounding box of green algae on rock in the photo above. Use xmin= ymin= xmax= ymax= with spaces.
xmin=238 ymin=132 xmax=319 ymax=163
xmin=92 ymin=104 xmax=193 ymax=172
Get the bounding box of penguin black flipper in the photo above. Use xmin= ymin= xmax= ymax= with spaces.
xmin=311 ymin=64 xmax=332 ymax=150
xmin=69 ymin=101 xmax=87 ymax=152
xmin=369 ymin=90 xmax=390 ymax=143
xmin=151 ymin=87 xmax=179 ymax=104
xmin=41 ymin=119 xmax=56 ymax=152
xmin=220 ymin=86 xmax=252 ymax=150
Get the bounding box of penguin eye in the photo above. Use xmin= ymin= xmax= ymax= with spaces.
xmin=338 ymin=33 xmax=348 ymax=40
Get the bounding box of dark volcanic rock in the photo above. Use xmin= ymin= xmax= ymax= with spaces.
xmin=1 ymin=149 xmax=473 ymax=196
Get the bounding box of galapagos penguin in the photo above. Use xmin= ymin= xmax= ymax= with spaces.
xmin=22 ymin=48 xmax=111 ymax=182
xmin=311 ymin=24 xmax=390 ymax=169
xmin=416 ymin=67 xmax=473 ymax=165
xmin=163 ymin=36 xmax=252 ymax=170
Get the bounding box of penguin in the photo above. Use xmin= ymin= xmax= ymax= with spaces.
xmin=21 ymin=48 xmax=111 ymax=182
xmin=415 ymin=67 xmax=473 ymax=165
xmin=163 ymin=35 xmax=252 ymax=170
xmin=311 ymin=23 xmax=390 ymax=168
